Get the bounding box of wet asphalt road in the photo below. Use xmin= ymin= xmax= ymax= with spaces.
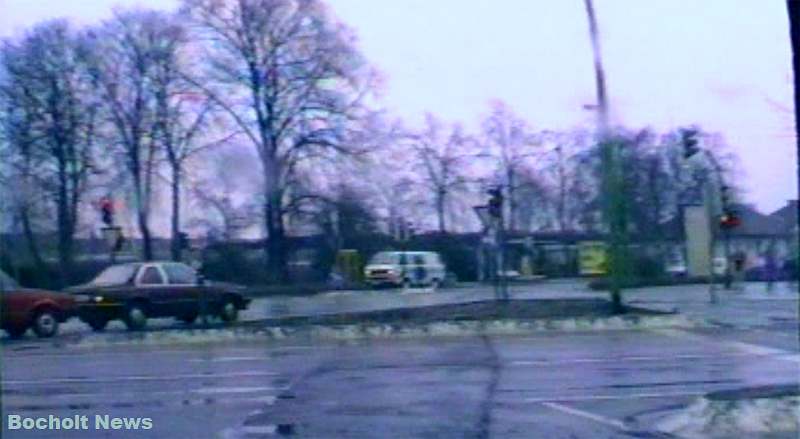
xmin=2 ymin=324 xmax=798 ymax=438
xmin=1 ymin=281 xmax=797 ymax=438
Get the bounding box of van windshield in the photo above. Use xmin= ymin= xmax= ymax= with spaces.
xmin=369 ymin=252 xmax=397 ymax=265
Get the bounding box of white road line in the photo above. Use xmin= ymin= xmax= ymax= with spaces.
xmin=509 ymin=351 xmax=768 ymax=366
xmin=190 ymin=356 xmax=271 ymax=363
xmin=4 ymin=395 xmax=279 ymax=411
xmin=4 ymin=345 xmax=324 ymax=361
xmin=5 ymin=387 xmax=284 ymax=401
xmin=524 ymin=390 xmax=705 ymax=404
xmin=193 ymin=386 xmax=283 ymax=395
xmin=237 ymin=425 xmax=278 ymax=435
xmin=2 ymin=370 xmax=279 ymax=386
xmin=541 ymin=402 xmax=628 ymax=430
xmin=219 ymin=425 xmax=278 ymax=438
xmin=654 ymin=328 xmax=800 ymax=364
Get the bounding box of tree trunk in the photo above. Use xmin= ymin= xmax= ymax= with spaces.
xmin=263 ymin=154 xmax=289 ymax=282
xmin=19 ymin=207 xmax=46 ymax=273
xmin=133 ymin=170 xmax=153 ymax=261
xmin=138 ymin=210 xmax=153 ymax=261
xmin=170 ymin=165 xmax=182 ymax=261
xmin=265 ymin=196 xmax=288 ymax=283
xmin=436 ymin=189 xmax=446 ymax=233
xmin=507 ymin=170 xmax=517 ymax=231
xmin=56 ymin=161 xmax=73 ymax=286
xmin=557 ymin=146 xmax=568 ymax=231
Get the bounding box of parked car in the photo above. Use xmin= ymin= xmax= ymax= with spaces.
xmin=364 ymin=251 xmax=446 ymax=288
xmin=66 ymin=262 xmax=251 ymax=331
xmin=0 ymin=269 xmax=77 ymax=338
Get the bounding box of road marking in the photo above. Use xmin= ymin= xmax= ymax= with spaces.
xmin=193 ymin=386 xmax=283 ymax=395
xmin=2 ymin=370 xmax=279 ymax=386
xmin=654 ymin=328 xmax=800 ymax=364
xmin=509 ymin=351 xmax=769 ymax=366
xmin=523 ymin=390 xmax=705 ymax=404
xmin=4 ymin=394 xmax=279 ymax=411
xmin=541 ymin=402 xmax=628 ymax=430
xmin=190 ymin=356 xmax=271 ymax=363
xmin=219 ymin=425 xmax=278 ymax=438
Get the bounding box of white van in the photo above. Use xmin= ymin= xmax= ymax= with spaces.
xmin=364 ymin=251 xmax=446 ymax=288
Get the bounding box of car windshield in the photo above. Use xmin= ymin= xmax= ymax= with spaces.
xmin=369 ymin=252 xmax=397 ymax=265
xmin=90 ymin=264 xmax=140 ymax=286
xmin=0 ymin=270 xmax=20 ymax=290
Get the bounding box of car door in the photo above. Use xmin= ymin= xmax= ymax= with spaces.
xmin=411 ymin=253 xmax=427 ymax=284
xmin=398 ymin=252 xmax=409 ymax=282
xmin=135 ymin=265 xmax=171 ymax=317
xmin=162 ymin=263 xmax=201 ymax=317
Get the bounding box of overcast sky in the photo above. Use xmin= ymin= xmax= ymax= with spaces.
xmin=1 ymin=0 xmax=796 ymax=213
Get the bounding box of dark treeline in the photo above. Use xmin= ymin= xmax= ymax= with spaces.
xmin=0 ymin=0 xmax=740 ymax=284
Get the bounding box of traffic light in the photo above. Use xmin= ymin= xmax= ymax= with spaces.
xmin=680 ymin=128 xmax=700 ymax=159
xmin=100 ymin=197 xmax=114 ymax=226
xmin=719 ymin=212 xmax=741 ymax=229
xmin=487 ymin=187 xmax=503 ymax=219
xmin=718 ymin=185 xmax=740 ymax=228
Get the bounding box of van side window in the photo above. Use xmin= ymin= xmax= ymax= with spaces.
xmin=399 ymin=253 xmax=408 ymax=266
xmin=413 ymin=254 xmax=425 ymax=265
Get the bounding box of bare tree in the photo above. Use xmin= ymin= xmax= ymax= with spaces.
xmin=149 ymin=17 xmax=233 ymax=260
xmin=408 ymin=114 xmax=474 ymax=233
xmin=0 ymin=21 xmax=98 ymax=281
xmin=539 ymin=130 xmax=595 ymax=231
xmin=84 ymin=10 xmax=179 ymax=261
xmin=182 ymin=0 xmax=373 ymax=281
xmin=480 ymin=101 xmax=540 ymax=231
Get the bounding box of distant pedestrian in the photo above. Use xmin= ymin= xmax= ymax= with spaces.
xmin=733 ymin=253 xmax=746 ymax=292
xmin=765 ymin=248 xmax=777 ymax=292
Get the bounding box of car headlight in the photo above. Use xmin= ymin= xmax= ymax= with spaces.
xmin=93 ymin=296 xmax=104 ymax=303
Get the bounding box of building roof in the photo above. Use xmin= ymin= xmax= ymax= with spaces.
xmin=769 ymin=200 xmax=798 ymax=234
xmin=729 ymin=203 xmax=790 ymax=237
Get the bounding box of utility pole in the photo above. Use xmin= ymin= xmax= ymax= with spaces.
xmin=584 ymin=0 xmax=625 ymax=313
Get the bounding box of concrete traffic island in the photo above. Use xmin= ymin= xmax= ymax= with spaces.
xmin=67 ymin=299 xmax=709 ymax=348
xmin=655 ymin=384 xmax=800 ymax=438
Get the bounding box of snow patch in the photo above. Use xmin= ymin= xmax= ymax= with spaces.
xmin=657 ymin=396 xmax=800 ymax=438
xmin=70 ymin=314 xmax=705 ymax=348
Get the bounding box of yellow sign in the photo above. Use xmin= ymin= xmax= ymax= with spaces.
xmin=335 ymin=249 xmax=364 ymax=282
xmin=578 ymin=241 xmax=608 ymax=276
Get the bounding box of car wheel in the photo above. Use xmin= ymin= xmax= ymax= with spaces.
xmin=5 ymin=325 xmax=27 ymax=339
xmin=85 ymin=318 xmax=108 ymax=332
xmin=32 ymin=309 xmax=59 ymax=338
xmin=218 ymin=298 xmax=239 ymax=323
xmin=179 ymin=313 xmax=198 ymax=325
xmin=124 ymin=302 xmax=148 ymax=331
xmin=431 ymin=278 xmax=442 ymax=290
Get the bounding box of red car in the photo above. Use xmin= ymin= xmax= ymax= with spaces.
xmin=1 ymin=269 xmax=77 ymax=338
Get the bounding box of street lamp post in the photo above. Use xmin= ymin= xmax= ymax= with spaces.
xmin=584 ymin=0 xmax=625 ymax=313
